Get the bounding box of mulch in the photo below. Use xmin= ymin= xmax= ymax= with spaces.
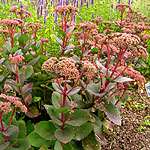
xmin=101 ymin=89 xmax=150 ymax=150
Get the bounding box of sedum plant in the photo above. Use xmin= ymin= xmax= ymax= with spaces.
xmin=0 ymin=4 xmax=149 ymax=150
xmin=0 ymin=93 xmax=30 ymax=150
xmin=27 ymin=5 xmax=149 ymax=150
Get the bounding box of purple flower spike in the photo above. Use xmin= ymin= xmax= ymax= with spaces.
xmin=87 ymin=1 xmax=89 ymax=9
xmin=52 ymin=26 xmax=55 ymax=32
xmin=45 ymin=10 xmax=48 ymax=16
xmin=37 ymin=6 xmax=40 ymax=17
xmin=111 ymin=3 xmax=113 ymax=9
xmin=118 ymin=0 xmax=121 ymax=4
xmin=40 ymin=5 xmax=43 ymax=16
xmin=91 ymin=0 xmax=94 ymax=4
xmin=76 ymin=0 xmax=79 ymax=7
xmin=128 ymin=0 xmax=131 ymax=5
xmin=66 ymin=0 xmax=69 ymax=5
xmin=79 ymin=17 xmax=83 ymax=22
xmin=73 ymin=15 xmax=76 ymax=22
xmin=54 ymin=13 xmax=58 ymax=24
xmin=44 ymin=16 xmax=47 ymax=23
xmin=92 ymin=13 xmax=94 ymax=18
xmin=80 ymin=0 xmax=83 ymax=7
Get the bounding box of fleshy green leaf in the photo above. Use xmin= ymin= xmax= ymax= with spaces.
xmin=54 ymin=141 xmax=63 ymax=150
xmin=5 ymin=61 xmax=15 ymax=73
xmin=53 ymin=34 xmax=63 ymax=45
xmin=26 ymin=106 xmax=40 ymax=118
xmin=7 ymin=138 xmax=30 ymax=150
xmin=54 ymin=141 xmax=73 ymax=150
xmin=92 ymin=115 xmax=105 ymax=144
xmin=18 ymin=120 xmax=27 ymax=138
xmin=55 ymin=127 xmax=74 ymax=144
xmin=24 ymin=65 xmax=34 ymax=79
xmin=3 ymin=125 xmax=18 ymax=137
xmin=82 ymin=132 xmax=101 ymax=150
xmin=27 ymin=131 xmax=49 ymax=148
xmin=52 ymin=83 xmax=64 ymax=93
xmin=35 ymin=121 xmax=56 ymax=140
xmin=18 ymin=72 xmax=25 ymax=84
xmin=67 ymin=87 xmax=81 ymax=96
xmin=28 ymin=56 xmax=40 ymax=65
xmin=65 ymin=109 xmax=89 ymax=126
xmin=87 ymin=82 xmax=105 ymax=97
xmin=52 ymin=92 xmax=70 ymax=109
xmin=114 ymin=76 xmax=134 ymax=82
xmin=55 ymin=107 xmax=71 ymax=114
xmin=44 ymin=105 xmax=62 ymax=126
xmin=104 ymin=103 xmax=121 ymax=125
xmin=0 ymin=142 xmax=10 ymax=150
xmin=24 ymin=40 xmax=35 ymax=50
xmin=18 ymin=34 xmax=29 ymax=44
xmin=74 ymin=123 xmax=93 ymax=141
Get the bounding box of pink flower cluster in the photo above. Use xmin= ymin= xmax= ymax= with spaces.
xmin=40 ymin=38 xmax=50 ymax=43
xmin=0 ymin=101 xmax=12 ymax=114
xmin=0 ymin=94 xmax=27 ymax=113
xmin=9 ymin=55 xmax=24 ymax=65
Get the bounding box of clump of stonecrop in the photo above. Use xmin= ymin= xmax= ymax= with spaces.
xmin=0 ymin=6 xmax=49 ymax=149
xmin=27 ymin=5 xmax=149 ymax=150
xmin=0 ymin=4 xmax=149 ymax=150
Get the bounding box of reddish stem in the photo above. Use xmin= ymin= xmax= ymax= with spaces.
xmin=42 ymin=42 xmax=44 ymax=54
xmin=66 ymin=72 xmax=84 ymax=94
xmin=45 ymin=43 xmax=47 ymax=56
xmin=54 ymin=70 xmax=64 ymax=92
xmin=0 ymin=112 xmax=8 ymax=142
xmin=113 ymin=57 xmax=134 ymax=80
xmin=43 ymin=80 xmax=46 ymax=104
xmin=5 ymin=108 xmax=16 ymax=132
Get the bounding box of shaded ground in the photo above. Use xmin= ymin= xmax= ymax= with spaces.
xmin=101 ymin=89 xmax=150 ymax=150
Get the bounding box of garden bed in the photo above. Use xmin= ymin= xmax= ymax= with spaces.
xmin=102 ymin=89 xmax=150 ymax=150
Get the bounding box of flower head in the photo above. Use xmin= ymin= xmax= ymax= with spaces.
xmin=42 ymin=57 xmax=79 ymax=80
xmin=0 ymin=94 xmax=27 ymax=113
xmin=28 ymin=23 xmax=42 ymax=31
xmin=81 ymin=60 xmax=97 ymax=78
xmin=40 ymin=38 xmax=50 ymax=43
xmin=56 ymin=57 xmax=79 ymax=80
xmin=9 ymin=6 xmax=18 ymax=13
xmin=42 ymin=57 xmax=58 ymax=72
xmin=54 ymin=5 xmax=79 ymax=15
xmin=0 ymin=19 xmax=19 ymax=27
xmin=9 ymin=55 xmax=24 ymax=65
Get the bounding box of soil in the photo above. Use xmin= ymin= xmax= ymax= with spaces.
xmin=101 ymin=89 xmax=150 ymax=150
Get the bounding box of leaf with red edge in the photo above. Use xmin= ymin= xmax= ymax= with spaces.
xmin=26 ymin=106 xmax=40 ymax=118
xmin=24 ymin=94 xmax=32 ymax=107
xmin=104 ymin=103 xmax=121 ymax=125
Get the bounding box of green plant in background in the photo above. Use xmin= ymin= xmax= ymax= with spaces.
xmin=122 ymin=97 xmax=146 ymax=110
xmin=138 ymin=115 xmax=150 ymax=132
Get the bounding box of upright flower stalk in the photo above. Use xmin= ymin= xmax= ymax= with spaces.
xmin=9 ymin=55 xmax=26 ymax=104
xmin=40 ymin=38 xmax=50 ymax=56
xmin=42 ymin=57 xmax=97 ymax=131
xmin=53 ymin=5 xmax=79 ymax=55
